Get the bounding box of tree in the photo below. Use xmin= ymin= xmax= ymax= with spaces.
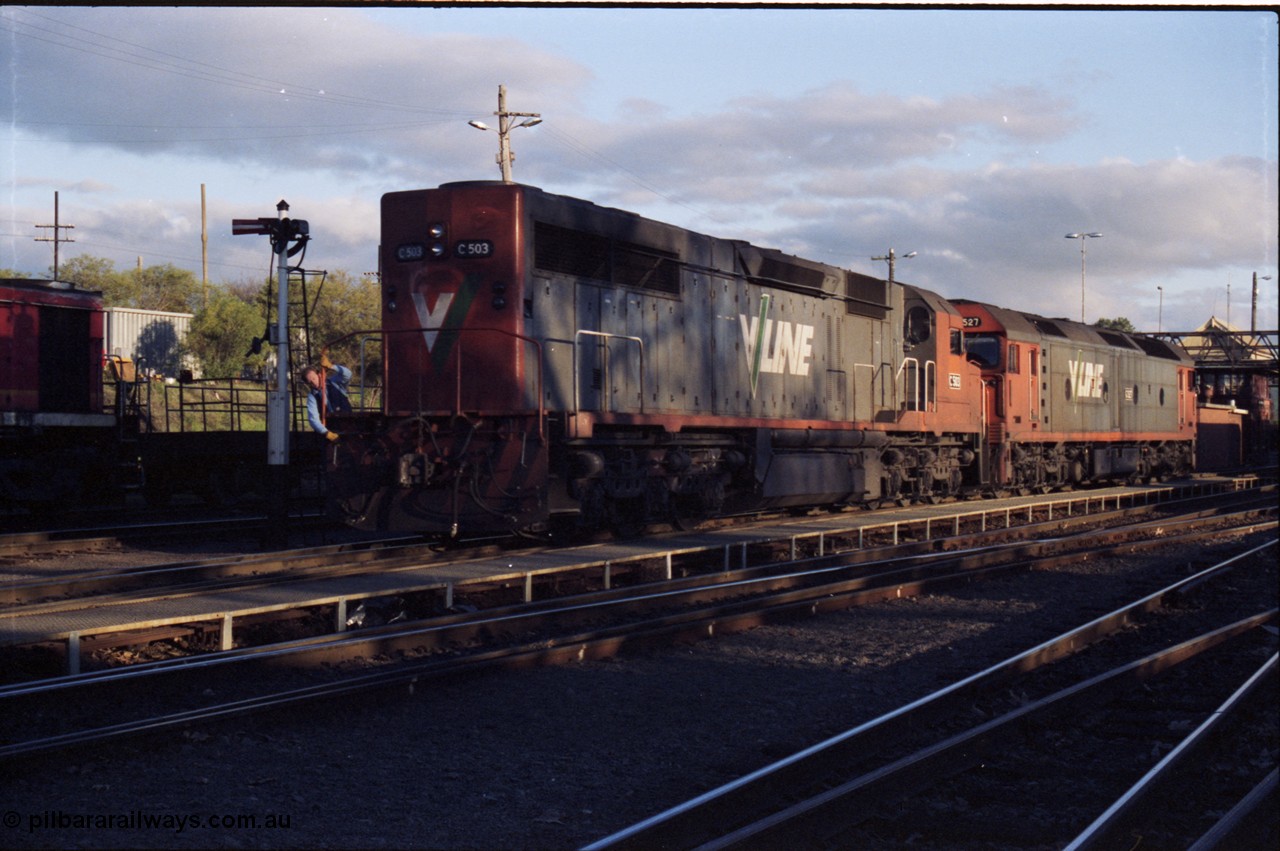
xmin=304 ymin=270 xmax=382 ymax=371
xmin=1094 ymin=317 xmax=1136 ymax=333
xmin=57 ymin=255 xmax=133 ymax=303
xmin=131 ymin=263 xmax=200 ymax=313
xmin=186 ymin=287 xmax=265 ymax=378
xmin=55 ymin=255 xmax=199 ymax=311
xmin=253 ymin=269 xmax=382 ymax=377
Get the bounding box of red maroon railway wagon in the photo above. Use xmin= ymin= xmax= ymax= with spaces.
xmin=1 ymin=278 xmax=118 ymax=504
xmin=1 ymin=277 xmax=326 ymax=512
xmin=327 ymin=182 xmax=985 ymax=536
xmin=953 ymin=300 xmax=1196 ymax=489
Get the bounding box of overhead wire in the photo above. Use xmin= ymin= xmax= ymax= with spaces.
xmin=4 ymin=7 xmax=762 ymax=266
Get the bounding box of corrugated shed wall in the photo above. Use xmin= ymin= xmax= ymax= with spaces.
xmin=104 ymin=307 xmax=194 ymax=376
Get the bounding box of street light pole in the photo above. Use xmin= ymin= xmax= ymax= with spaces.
xmin=1252 ymin=272 xmax=1272 ymax=334
xmin=1065 ymin=232 xmax=1102 ymax=323
xmin=469 ymin=84 xmax=542 ymax=183
xmin=871 ymin=247 xmax=916 ymax=284
xmin=1157 ymin=285 xmax=1163 ymax=332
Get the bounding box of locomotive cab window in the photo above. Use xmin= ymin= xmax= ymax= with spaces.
xmin=963 ymin=334 xmax=1001 ymax=368
xmin=904 ymin=305 xmax=931 ymax=346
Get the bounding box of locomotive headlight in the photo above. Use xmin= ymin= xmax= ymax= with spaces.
xmin=426 ymin=223 xmax=447 ymax=258
xmin=492 ymin=296 xmax=507 ymax=310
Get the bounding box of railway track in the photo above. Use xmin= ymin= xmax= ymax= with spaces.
xmin=0 ymin=508 xmax=349 ymax=559
xmin=2 ymin=483 xmax=1272 ymax=679
xmin=589 ymin=538 xmax=1278 ymax=850
xmin=1 ymin=493 xmax=1274 ymax=765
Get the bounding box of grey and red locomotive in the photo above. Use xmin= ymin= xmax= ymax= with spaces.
xmin=325 ymin=181 xmax=1196 ymax=537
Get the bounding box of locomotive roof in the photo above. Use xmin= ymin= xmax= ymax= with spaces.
xmin=902 ymin=284 xmax=964 ymax=318
xmin=952 ymin=298 xmax=1192 ymax=364
xmin=435 ymin=181 xmax=849 ymax=299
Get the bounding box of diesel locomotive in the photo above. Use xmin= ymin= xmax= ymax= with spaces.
xmin=324 ymin=181 xmax=1196 ymax=537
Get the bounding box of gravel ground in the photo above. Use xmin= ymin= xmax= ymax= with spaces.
xmin=2 ymin=528 xmax=1276 ymax=850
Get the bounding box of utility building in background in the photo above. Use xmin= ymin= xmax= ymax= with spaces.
xmin=104 ymin=307 xmax=194 ymax=379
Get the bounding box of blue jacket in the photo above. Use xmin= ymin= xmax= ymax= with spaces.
xmin=306 ymin=364 xmax=352 ymax=435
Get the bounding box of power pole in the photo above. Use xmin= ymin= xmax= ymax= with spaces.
xmin=35 ymin=191 xmax=76 ymax=279
xmin=201 ymin=184 xmax=209 ymax=309
xmin=469 ymin=84 xmax=542 ymax=183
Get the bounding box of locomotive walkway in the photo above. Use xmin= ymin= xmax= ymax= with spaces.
xmin=1 ymin=477 xmax=1256 ymax=675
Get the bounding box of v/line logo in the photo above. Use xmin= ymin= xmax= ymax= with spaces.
xmin=412 ymin=291 xmax=453 ymax=353
xmin=1068 ymin=358 xmax=1106 ymax=399
xmin=739 ymin=294 xmax=816 ymax=396
xmin=410 ymin=273 xmax=481 ymax=371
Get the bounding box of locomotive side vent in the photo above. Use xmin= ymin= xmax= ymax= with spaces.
xmin=534 ymin=222 xmax=609 ymax=279
xmin=1030 ymin=317 xmax=1067 ymax=338
xmin=1097 ymin=330 xmax=1139 ymax=350
xmin=1130 ymin=336 xmax=1184 ymax=361
xmin=614 ymin=240 xmax=680 ymax=294
xmin=534 ymin=221 xmax=680 ymax=295
xmin=845 ymin=271 xmax=890 ymax=320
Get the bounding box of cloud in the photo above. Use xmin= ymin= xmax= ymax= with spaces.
xmin=3 ymin=7 xmax=588 ymax=177
xmin=3 ymin=7 xmax=1273 ymax=334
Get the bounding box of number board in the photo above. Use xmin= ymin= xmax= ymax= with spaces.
xmin=395 ymin=243 xmax=426 ymax=262
xmin=454 ymin=240 xmax=494 ymax=258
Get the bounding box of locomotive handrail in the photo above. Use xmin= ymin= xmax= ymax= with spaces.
xmin=572 ymin=330 xmax=646 ymax=417
xmin=896 ymin=357 xmax=938 ymax=414
xmin=357 ymin=334 xmax=382 ymax=411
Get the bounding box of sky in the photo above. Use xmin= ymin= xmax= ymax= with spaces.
xmin=2 ymin=6 xmax=1276 ymax=334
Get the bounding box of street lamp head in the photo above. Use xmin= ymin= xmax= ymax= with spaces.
xmin=1065 ymin=232 xmax=1102 ymax=239
xmin=903 ymin=251 xmax=918 ymax=259
xmin=517 ymin=118 xmax=543 ymax=129
xmin=468 ymin=120 xmax=491 ymax=131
